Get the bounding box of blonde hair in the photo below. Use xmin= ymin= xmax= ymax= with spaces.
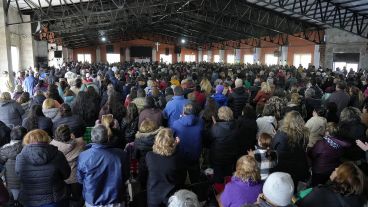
xmin=218 ymin=106 xmax=233 ymax=121
xmin=280 ymin=111 xmax=309 ymax=148
xmin=290 ymin=93 xmax=301 ymax=104
xmin=42 ymin=98 xmax=56 ymax=109
xmin=234 ymin=155 xmax=261 ymax=182
xmin=0 ymin=92 xmax=11 ymax=101
xmin=139 ymin=119 xmax=158 ymax=133
xmin=261 ymin=82 xmax=272 ymax=93
xmin=153 ymin=128 xmax=177 ymax=156
xmin=23 ymin=129 xmax=51 ymax=145
xmin=101 ymin=114 xmax=114 ymax=137
xmin=200 ymin=78 xmax=212 ymax=95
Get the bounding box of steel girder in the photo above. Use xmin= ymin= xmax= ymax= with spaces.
xmin=246 ymin=0 xmax=368 ymax=39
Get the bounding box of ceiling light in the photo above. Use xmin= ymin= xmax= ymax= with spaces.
xmin=101 ymin=37 xmax=106 ymax=42
xmin=181 ymin=38 xmax=186 ymax=44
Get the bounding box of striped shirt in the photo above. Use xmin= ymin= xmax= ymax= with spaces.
xmin=254 ymin=148 xmax=278 ymax=180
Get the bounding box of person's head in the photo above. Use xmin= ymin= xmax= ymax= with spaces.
xmin=137 ymin=88 xmax=146 ymax=98
xmin=54 ymin=124 xmax=71 ymax=143
xmin=281 ymin=111 xmax=309 ymax=148
xmin=0 ymin=92 xmax=11 ymax=101
xmin=340 ymin=107 xmax=361 ymax=123
xmin=305 ymin=88 xmax=316 ymax=98
xmin=101 ymin=114 xmax=114 ymax=137
xmin=64 ymin=88 xmax=75 ymax=97
xmin=258 ymin=133 xmax=272 ymax=148
xmin=29 ymin=104 xmax=44 ymax=117
xmin=42 ymin=98 xmax=56 ymax=109
xmin=126 ymin=103 xmax=138 ymax=121
xmin=234 ymin=155 xmax=261 ymax=182
xmin=336 ymin=81 xmax=346 ymax=91
xmin=168 ymin=190 xmax=200 ymax=207
xmin=10 ymin=126 xmax=27 ymax=141
xmin=313 ymin=107 xmax=326 ymax=117
xmin=242 ymin=104 xmax=256 ymax=119
xmin=59 ymin=103 xmax=72 ymax=117
xmin=91 ymin=124 xmax=109 ymax=144
xmin=183 ymin=103 xmax=195 ymax=115
xmin=153 ymin=128 xmax=177 ymax=156
xmin=290 ymin=93 xmax=300 ymax=105
xmin=261 ymin=82 xmax=272 ymax=93
xmin=218 ymin=106 xmax=233 ymax=121
xmin=216 ymin=84 xmax=224 ymax=94
xmin=326 ymin=102 xmax=338 ymax=113
xmin=174 ymin=86 xmax=184 ymax=96
xmin=75 ymin=78 xmax=82 ymax=88
xmin=262 ymin=172 xmax=294 ymax=206
xmin=17 ymin=92 xmax=30 ymax=104
xmin=23 ymin=129 xmax=51 ymax=145
xmin=330 ymin=162 xmax=365 ymax=196
xmin=325 ymin=122 xmax=339 ymax=136
xmin=262 ymin=103 xmax=275 ymax=117
xmin=235 ymin=78 xmax=243 ymax=88
xmin=139 ymin=119 xmax=158 ymax=133
xmin=144 ymin=96 xmax=156 ymax=109
xmin=165 ymin=87 xmax=174 ymax=96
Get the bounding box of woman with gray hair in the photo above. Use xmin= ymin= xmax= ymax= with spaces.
xmin=338 ymin=107 xmax=367 ymax=161
xmin=168 ymin=190 xmax=200 ymax=207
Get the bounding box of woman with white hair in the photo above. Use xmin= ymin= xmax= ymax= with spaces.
xmin=146 ymin=128 xmax=179 ymax=207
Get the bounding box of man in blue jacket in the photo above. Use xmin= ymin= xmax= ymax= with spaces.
xmin=23 ymin=72 xmax=36 ymax=97
xmin=77 ymin=125 xmax=128 ymax=207
xmin=163 ymin=86 xmax=189 ymax=127
xmin=171 ymin=103 xmax=204 ymax=186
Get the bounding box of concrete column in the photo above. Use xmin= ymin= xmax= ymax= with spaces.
xmin=19 ymin=15 xmax=34 ymax=69
xmin=0 ymin=0 xmax=13 ymax=80
xmin=198 ymin=48 xmax=203 ymax=62
xmin=313 ymin=45 xmax=320 ymax=69
xmin=125 ymin=47 xmax=130 ymax=62
xmin=207 ymin=50 xmax=212 ymax=62
xmin=96 ymin=47 xmax=101 ymax=63
xmin=152 ymin=48 xmax=156 ymax=62
xmin=219 ymin=49 xmax=225 ymax=63
xmin=280 ymin=46 xmax=288 ymax=65
xmin=62 ymin=47 xmax=68 ymax=63
xmin=254 ymin=48 xmax=261 ymax=64
xmin=177 ymin=53 xmax=181 ymax=62
xmin=235 ymin=49 xmax=241 ymax=64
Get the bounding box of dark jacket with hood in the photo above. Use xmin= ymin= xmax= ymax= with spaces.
xmin=210 ymin=121 xmax=241 ymax=165
xmin=0 ymin=140 xmax=23 ymax=189
xmin=172 ymin=115 xmax=204 ymax=162
xmin=228 ymin=87 xmax=249 ymax=119
xmin=0 ymin=100 xmax=24 ymax=127
xmin=15 ymin=143 xmax=71 ymax=207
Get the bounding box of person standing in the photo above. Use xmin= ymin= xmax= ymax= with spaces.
xmin=228 ymin=79 xmax=249 ymax=119
xmin=163 ymin=86 xmax=189 ymax=127
xmin=327 ymin=81 xmax=350 ymax=116
xmin=77 ymin=125 xmax=128 ymax=207
xmin=23 ymin=71 xmax=37 ymax=97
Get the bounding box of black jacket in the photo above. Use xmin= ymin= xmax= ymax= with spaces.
xmin=0 ymin=121 xmax=11 ymax=147
xmin=22 ymin=116 xmax=53 ymax=136
xmin=210 ymin=121 xmax=241 ymax=165
xmin=52 ymin=114 xmax=86 ymax=138
xmin=338 ymin=121 xmax=367 ymax=161
xmin=236 ymin=116 xmax=258 ymax=153
xmin=296 ymin=186 xmax=365 ymax=207
xmin=228 ymin=87 xmax=249 ymax=119
xmin=15 ymin=143 xmax=71 ymax=206
xmin=0 ymin=141 xmax=22 ymax=189
xmin=271 ymin=131 xmax=309 ymax=185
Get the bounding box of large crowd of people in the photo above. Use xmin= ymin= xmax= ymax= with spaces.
xmin=0 ymin=61 xmax=367 ymax=207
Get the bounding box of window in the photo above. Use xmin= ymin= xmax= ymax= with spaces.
xmin=11 ymin=46 xmax=19 ymax=72
xmin=265 ymin=54 xmax=278 ymax=66
xmin=77 ymin=54 xmax=91 ymax=63
xmin=184 ymin=55 xmax=196 ymax=62
xmin=244 ymin=54 xmax=254 ymax=64
xmin=333 ymin=62 xmax=359 ymax=72
xmin=214 ymin=55 xmax=220 ymax=63
xmin=106 ymin=53 xmax=120 ymax=63
xmin=227 ymin=54 xmax=235 ymax=64
xmin=159 ymin=54 xmax=172 ymax=64
xmin=203 ymin=55 xmax=208 ymax=62
xmin=293 ymin=54 xmax=312 ymax=69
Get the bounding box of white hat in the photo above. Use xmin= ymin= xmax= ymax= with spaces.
xmin=263 ymin=172 xmax=294 ymax=206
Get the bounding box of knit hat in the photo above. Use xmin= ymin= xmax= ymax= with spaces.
xmin=216 ymin=85 xmax=224 ymax=93
xmin=263 ymin=172 xmax=294 ymax=206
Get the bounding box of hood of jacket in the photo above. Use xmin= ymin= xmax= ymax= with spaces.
xmin=135 ymin=127 xmax=163 ymax=139
xmin=21 ymin=143 xmax=58 ymax=166
xmin=0 ymin=100 xmax=15 ymax=107
xmin=176 ymin=114 xmax=199 ymax=126
xmin=50 ymin=139 xmax=76 ymax=155
xmin=42 ymin=108 xmax=59 ymax=119
xmin=0 ymin=141 xmax=22 ymax=159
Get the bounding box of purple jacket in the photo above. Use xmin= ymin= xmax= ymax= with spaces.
xmin=308 ymin=135 xmax=351 ymax=174
xmin=221 ymin=176 xmax=263 ymax=207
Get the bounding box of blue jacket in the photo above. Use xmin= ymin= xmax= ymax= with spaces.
xmin=172 ymin=115 xmax=204 ymax=162
xmin=77 ymin=144 xmax=128 ymax=206
xmin=163 ymin=96 xmax=189 ymax=127
xmin=212 ymin=93 xmax=228 ymax=107
xmin=23 ymin=75 xmax=36 ymax=96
